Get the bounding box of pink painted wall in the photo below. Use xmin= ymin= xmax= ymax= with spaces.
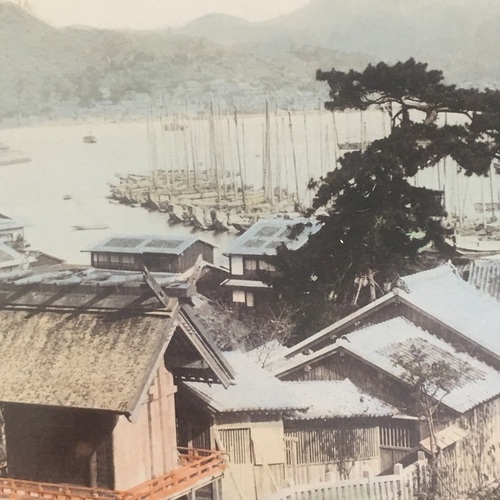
xmin=112 ymin=364 xmax=179 ymax=490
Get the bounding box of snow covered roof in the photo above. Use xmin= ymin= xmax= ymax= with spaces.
xmin=334 ymin=317 xmax=500 ymax=414
xmin=84 ymin=234 xmax=215 ymax=255
xmin=283 ymin=264 xmax=500 ymax=363
xmin=418 ymin=425 xmax=468 ymax=454
xmin=183 ymin=351 xmax=306 ymax=414
xmin=398 ymin=264 xmax=500 ymax=360
xmin=283 ymin=380 xmax=399 ymax=420
xmin=276 ymin=316 xmax=500 ymax=414
xmin=246 ymin=340 xmax=291 ymax=368
xmin=224 ymin=217 xmax=321 ymax=257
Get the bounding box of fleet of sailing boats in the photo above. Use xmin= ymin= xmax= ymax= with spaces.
xmin=108 ymin=103 xmax=500 ymax=252
xmin=108 ymin=103 xmax=310 ymax=232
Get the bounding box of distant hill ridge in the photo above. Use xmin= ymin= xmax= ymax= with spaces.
xmin=1 ymin=0 xmax=500 ymax=123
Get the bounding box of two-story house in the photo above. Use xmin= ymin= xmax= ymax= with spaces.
xmin=222 ymin=218 xmax=320 ymax=307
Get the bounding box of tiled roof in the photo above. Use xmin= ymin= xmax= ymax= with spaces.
xmin=246 ymin=340 xmax=291 ymax=368
xmin=283 ymin=380 xmax=399 ymax=420
xmin=223 ymin=217 xmax=321 ymax=256
xmin=184 ymin=351 xmax=306 ymax=414
xmin=0 ymin=216 xmax=24 ymax=232
xmin=334 ymin=317 xmax=500 ymax=414
xmin=0 ymin=309 xmax=174 ymax=414
xmin=282 ymin=263 xmax=500 ymax=362
xmin=84 ymin=234 xmax=215 ymax=255
xmin=399 ymin=264 xmax=500 ymax=358
xmin=464 ymin=260 xmax=500 ymax=302
xmin=0 ymin=265 xmax=196 ymax=298
xmin=221 ymin=278 xmax=270 ymax=289
xmin=419 ymin=425 xmax=468 ymax=454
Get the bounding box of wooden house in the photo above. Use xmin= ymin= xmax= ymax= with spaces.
xmin=0 ymin=214 xmax=26 ymax=251
xmin=460 ymin=258 xmax=500 ymax=302
xmin=0 ymin=265 xmax=234 ymax=500
xmin=221 ymin=218 xmax=320 ymax=307
xmin=0 ymin=242 xmax=26 ymax=273
xmin=177 ymin=351 xmax=404 ymax=499
xmin=85 ymin=234 xmax=216 ymax=273
xmin=270 ymin=265 xmax=500 ymax=496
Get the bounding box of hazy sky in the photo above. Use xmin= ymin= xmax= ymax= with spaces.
xmin=10 ymin=0 xmax=312 ymax=29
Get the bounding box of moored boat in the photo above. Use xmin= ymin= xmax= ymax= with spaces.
xmin=0 ymin=143 xmax=31 ymax=166
xmin=72 ymin=224 xmax=109 ymax=231
xmin=83 ymin=134 xmax=97 ymax=144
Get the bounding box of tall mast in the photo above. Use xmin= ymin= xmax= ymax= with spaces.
xmin=265 ymin=100 xmax=273 ymax=205
xmin=281 ymin=116 xmax=290 ymax=201
xmin=331 ymin=110 xmax=339 ymax=170
xmin=209 ymin=102 xmax=221 ymax=204
xmin=217 ymin=103 xmax=227 ymax=202
xmin=288 ymin=110 xmax=300 ymax=207
xmin=275 ymin=103 xmax=282 ymax=203
xmin=489 ymin=162 xmax=497 ymax=221
xmin=226 ymin=113 xmax=238 ymax=201
xmin=303 ymin=106 xmax=311 ymax=206
xmin=233 ymin=107 xmax=247 ymax=211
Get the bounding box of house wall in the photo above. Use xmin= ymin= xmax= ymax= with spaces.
xmin=112 ymin=363 xmax=178 ymax=490
xmin=91 ymin=242 xmax=213 ymax=274
xmin=436 ymin=398 xmax=500 ymax=497
xmin=3 ymin=404 xmax=116 ymax=488
xmin=283 ymin=421 xmax=382 ymax=484
xmin=0 ymin=226 xmax=24 ymax=245
xmin=281 ymin=350 xmax=412 ymax=411
xmin=215 ymin=419 xmax=288 ymax=500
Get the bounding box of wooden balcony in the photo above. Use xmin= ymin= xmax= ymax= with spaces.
xmin=0 ymin=448 xmax=226 ymax=500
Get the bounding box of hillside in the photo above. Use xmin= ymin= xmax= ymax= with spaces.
xmin=181 ymin=0 xmax=500 ymax=86
xmin=0 ymin=2 xmax=368 ymax=123
xmin=3 ymin=0 xmax=500 ymax=124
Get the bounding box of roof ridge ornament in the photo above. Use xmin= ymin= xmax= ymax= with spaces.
xmin=143 ymin=265 xmax=177 ymax=310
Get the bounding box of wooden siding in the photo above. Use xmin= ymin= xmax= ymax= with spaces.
xmin=91 ymin=241 xmax=213 ymax=274
xmin=281 ymin=350 xmax=412 ymax=411
xmin=215 ymin=421 xmax=288 ymax=500
xmin=285 ymin=427 xmax=378 ymax=465
xmin=112 ymin=364 xmax=178 ymax=490
xmin=433 ymin=398 xmax=500 ymax=497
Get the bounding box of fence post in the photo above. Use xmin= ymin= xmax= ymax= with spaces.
xmin=393 ymin=463 xmax=403 ymax=475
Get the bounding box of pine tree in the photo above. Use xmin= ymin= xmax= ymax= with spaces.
xmin=270 ymin=59 xmax=500 ymax=331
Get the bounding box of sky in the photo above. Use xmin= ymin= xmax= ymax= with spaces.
xmin=9 ymin=0 xmax=312 ymax=29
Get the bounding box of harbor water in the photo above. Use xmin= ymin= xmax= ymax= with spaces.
xmin=0 ymin=109 xmax=497 ymax=265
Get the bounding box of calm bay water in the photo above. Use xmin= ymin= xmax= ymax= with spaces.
xmin=0 ymin=120 xmax=238 ymax=265
xmin=0 ymin=110 xmax=497 ymax=266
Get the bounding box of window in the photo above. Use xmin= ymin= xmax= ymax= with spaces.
xmin=379 ymin=425 xmax=413 ymax=449
xmin=94 ymin=253 xmax=109 ymax=267
xmin=233 ymin=290 xmax=246 ymax=303
xmin=218 ymin=428 xmax=252 ymax=464
xmin=110 ymin=254 xmax=120 ymax=265
xmin=243 ymin=258 xmax=258 ymax=277
xmin=258 ymin=260 xmax=276 ymax=272
xmin=121 ymin=254 xmax=135 ymax=270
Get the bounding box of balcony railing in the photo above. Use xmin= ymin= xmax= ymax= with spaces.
xmin=0 ymin=448 xmax=226 ymax=500
xmin=125 ymin=448 xmax=227 ymax=500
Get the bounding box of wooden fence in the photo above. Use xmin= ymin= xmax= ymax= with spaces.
xmin=264 ymin=454 xmax=428 ymax=500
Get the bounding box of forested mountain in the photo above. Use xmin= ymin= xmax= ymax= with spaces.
xmin=0 ymin=2 xmax=366 ymax=121
xmin=2 ymin=0 xmax=500 ymax=123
